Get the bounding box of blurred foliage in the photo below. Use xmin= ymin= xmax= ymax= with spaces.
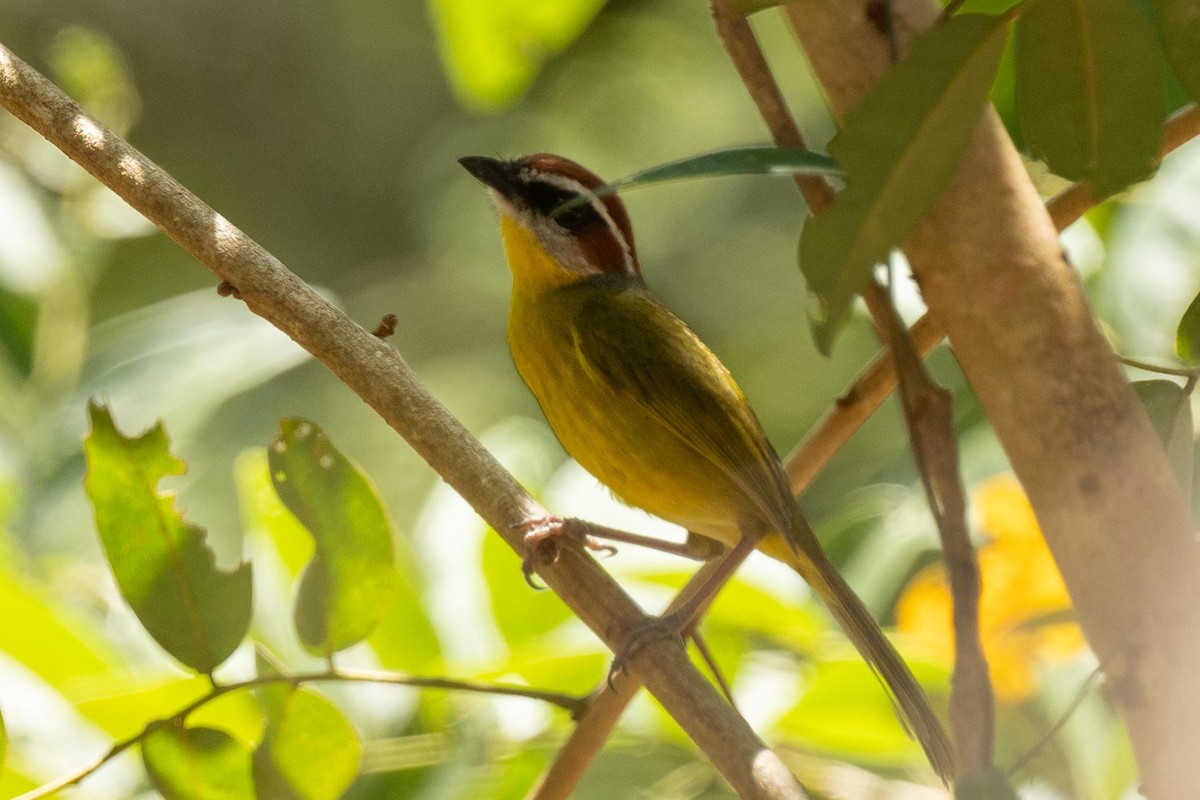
xmin=0 ymin=0 xmax=1196 ymax=798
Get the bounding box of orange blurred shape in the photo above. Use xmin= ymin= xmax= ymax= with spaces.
xmin=896 ymin=475 xmax=1085 ymax=702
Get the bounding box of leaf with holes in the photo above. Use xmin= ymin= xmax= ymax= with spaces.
xmin=83 ymin=400 xmax=251 ymax=673
xmin=268 ymin=419 xmax=396 ymax=656
xmin=799 ymin=13 xmax=1010 ymax=353
xmin=142 ymin=724 xmax=255 ymax=800
xmin=1015 ymin=0 xmax=1163 ymax=196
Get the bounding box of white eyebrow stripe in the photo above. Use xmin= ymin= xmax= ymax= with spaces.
xmin=522 ymin=169 xmax=636 ymax=275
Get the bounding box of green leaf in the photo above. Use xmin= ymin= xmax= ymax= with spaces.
xmin=1132 ymin=380 xmax=1194 ymax=492
xmin=0 ymin=704 xmax=6 ymax=773
xmin=83 ymin=400 xmax=252 ymax=673
xmin=776 ymin=658 xmax=947 ymax=767
xmin=1015 ymin=0 xmax=1163 ymax=197
xmin=1176 ymin=290 xmax=1200 ymax=363
xmin=428 ymin=0 xmax=608 ymax=112
xmin=482 ymin=523 xmax=573 ymax=646
xmin=554 ymin=147 xmax=841 ymax=215
xmin=142 ymin=724 xmax=255 ymax=800
xmin=268 ymin=419 xmax=396 ymax=656
xmin=799 ymin=13 xmax=1010 ymax=353
xmin=1149 ymin=0 xmax=1200 ymax=105
xmin=253 ymin=687 xmax=362 ymax=800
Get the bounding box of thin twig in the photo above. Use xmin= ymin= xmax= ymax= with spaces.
xmin=12 ymin=669 xmax=587 ymax=800
xmin=1006 ymin=667 xmax=1102 ymax=777
xmin=865 ymin=279 xmax=993 ymax=774
xmin=1118 ymin=356 xmax=1200 ymax=378
xmin=0 ymin=42 xmax=807 ymax=800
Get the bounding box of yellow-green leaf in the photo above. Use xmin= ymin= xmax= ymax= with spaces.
xmin=268 ymin=419 xmax=396 ymax=657
xmin=428 ymin=0 xmax=607 ymax=112
xmin=83 ymin=400 xmax=252 ymax=673
xmin=1015 ymin=0 xmax=1163 ymax=196
xmin=799 ymin=13 xmax=1010 ymax=353
xmin=142 ymin=724 xmax=255 ymax=800
xmin=253 ymin=687 xmax=361 ymax=800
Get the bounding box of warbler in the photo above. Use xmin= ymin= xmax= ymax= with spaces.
xmin=461 ymin=153 xmax=955 ymax=780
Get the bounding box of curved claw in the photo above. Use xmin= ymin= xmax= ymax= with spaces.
xmin=606 ymin=612 xmax=689 ymax=687
xmin=511 ymin=516 xmax=620 ymax=589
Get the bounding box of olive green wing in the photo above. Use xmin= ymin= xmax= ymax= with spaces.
xmin=570 ymin=286 xmax=797 ymax=542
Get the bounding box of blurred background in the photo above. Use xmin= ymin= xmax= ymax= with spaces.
xmin=0 ymin=0 xmax=1197 ymax=797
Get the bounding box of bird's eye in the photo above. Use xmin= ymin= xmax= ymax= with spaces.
xmin=524 ymin=181 xmax=601 ymax=232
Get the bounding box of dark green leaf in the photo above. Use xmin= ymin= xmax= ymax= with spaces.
xmin=253 ymin=687 xmax=361 ymax=800
xmin=554 ymin=147 xmax=841 ymax=215
xmin=1176 ymin=290 xmax=1200 ymax=363
xmin=268 ymin=419 xmax=396 ymax=656
xmin=142 ymin=724 xmax=255 ymax=800
xmin=1149 ymin=0 xmax=1200 ymax=104
xmin=1015 ymin=0 xmax=1163 ymax=196
xmin=799 ymin=13 xmax=1010 ymax=353
xmin=83 ymin=400 xmax=251 ymax=673
xmin=1132 ymin=380 xmax=1194 ymax=491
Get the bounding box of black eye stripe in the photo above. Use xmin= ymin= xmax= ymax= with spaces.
xmin=524 ymin=180 xmax=603 ymax=231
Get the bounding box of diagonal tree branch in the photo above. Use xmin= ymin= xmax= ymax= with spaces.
xmin=0 ymin=42 xmax=808 ymax=800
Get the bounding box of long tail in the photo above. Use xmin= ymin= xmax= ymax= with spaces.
xmin=771 ymin=514 xmax=957 ymax=782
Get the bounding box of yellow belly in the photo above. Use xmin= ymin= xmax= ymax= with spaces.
xmin=508 ymin=291 xmax=747 ymax=544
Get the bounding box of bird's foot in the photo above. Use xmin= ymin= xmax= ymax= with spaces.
xmin=607 ymin=611 xmax=691 ymax=688
xmin=511 ymin=516 xmax=618 ymax=588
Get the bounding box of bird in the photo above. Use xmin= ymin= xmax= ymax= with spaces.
xmin=460 ymin=152 xmax=955 ymax=780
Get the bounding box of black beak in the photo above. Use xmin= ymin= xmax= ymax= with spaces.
xmin=458 ymin=156 xmax=520 ymax=199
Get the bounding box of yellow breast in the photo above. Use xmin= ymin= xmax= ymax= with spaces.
xmin=507 ymin=286 xmax=747 ymax=544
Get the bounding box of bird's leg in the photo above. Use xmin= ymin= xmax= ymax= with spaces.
xmin=512 ymin=515 xmax=714 ymax=588
xmin=609 ymin=532 xmax=761 ymax=681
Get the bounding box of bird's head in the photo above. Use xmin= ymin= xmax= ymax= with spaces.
xmin=460 ymin=154 xmax=641 ymax=286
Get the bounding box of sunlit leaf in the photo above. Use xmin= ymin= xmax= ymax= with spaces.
xmin=799 ymin=13 xmax=1010 ymax=353
xmin=1149 ymin=0 xmax=1200 ymax=105
xmin=142 ymin=724 xmax=255 ymax=800
xmin=83 ymin=400 xmax=252 ymax=673
xmin=268 ymin=419 xmax=396 ymax=656
xmin=1132 ymin=380 xmax=1194 ymax=492
xmin=775 ymin=659 xmax=939 ymax=767
xmin=0 ymin=705 xmax=6 ymax=772
xmin=0 ymin=557 xmax=120 ymax=691
xmin=482 ymin=525 xmax=573 ymax=646
xmin=1015 ymin=0 xmax=1163 ymax=196
xmin=253 ymin=687 xmax=361 ymax=800
xmin=428 ymin=0 xmax=608 ymax=112
xmin=554 ymin=147 xmax=841 ymax=214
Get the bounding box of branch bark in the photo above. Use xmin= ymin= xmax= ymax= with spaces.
xmin=0 ymin=43 xmax=808 ymax=800
xmin=786 ymin=4 xmax=1200 ymax=795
